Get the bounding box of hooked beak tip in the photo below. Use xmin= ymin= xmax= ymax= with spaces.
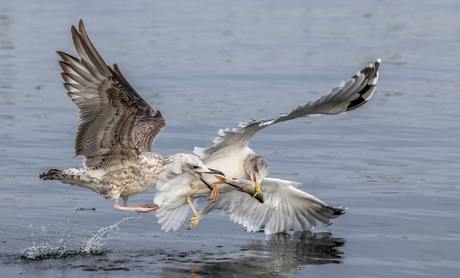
xmin=205 ymin=168 xmax=225 ymax=177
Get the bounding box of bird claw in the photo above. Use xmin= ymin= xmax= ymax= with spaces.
xmin=136 ymin=203 xmax=160 ymax=213
xmin=188 ymin=183 xmax=219 ymax=202
xmin=209 ymin=184 xmax=219 ymax=202
xmin=135 ymin=207 xmax=158 ymax=213
xmin=142 ymin=203 xmax=160 ymax=209
xmin=188 ymin=216 xmax=201 ymax=230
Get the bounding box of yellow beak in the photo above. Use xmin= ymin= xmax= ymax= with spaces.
xmin=251 ymin=173 xmax=261 ymax=197
xmin=253 ymin=182 xmax=261 ymax=197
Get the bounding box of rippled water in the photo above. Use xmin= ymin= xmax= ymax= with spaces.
xmin=1 ymin=0 xmax=459 ymax=277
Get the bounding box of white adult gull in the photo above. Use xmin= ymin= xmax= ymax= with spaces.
xmin=154 ymin=59 xmax=380 ymax=233
xmin=39 ymin=20 xmax=223 ymax=213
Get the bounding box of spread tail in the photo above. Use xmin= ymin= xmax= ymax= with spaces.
xmin=39 ymin=168 xmax=94 ymax=185
xmin=39 ymin=169 xmax=63 ymax=180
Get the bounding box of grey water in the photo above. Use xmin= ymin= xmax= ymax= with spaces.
xmin=1 ymin=0 xmax=459 ymax=277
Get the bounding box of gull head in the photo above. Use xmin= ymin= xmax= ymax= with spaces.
xmin=179 ymin=154 xmax=225 ymax=190
xmin=243 ymin=154 xmax=270 ymax=196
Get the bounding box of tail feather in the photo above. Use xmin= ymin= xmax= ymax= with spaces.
xmin=39 ymin=168 xmax=95 ymax=187
xmin=39 ymin=169 xmax=63 ymax=180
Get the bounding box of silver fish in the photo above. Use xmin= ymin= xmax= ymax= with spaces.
xmin=215 ymin=176 xmax=264 ymax=203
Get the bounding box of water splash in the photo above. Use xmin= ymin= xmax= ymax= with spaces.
xmin=20 ymin=239 xmax=76 ymax=260
xmin=21 ymin=217 xmax=138 ymax=260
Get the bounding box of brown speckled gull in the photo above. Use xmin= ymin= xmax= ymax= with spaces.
xmin=39 ymin=20 xmax=223 ymax=213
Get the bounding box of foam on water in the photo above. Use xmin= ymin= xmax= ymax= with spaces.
xmin=20 ymin=217 xmax=137 ymax=260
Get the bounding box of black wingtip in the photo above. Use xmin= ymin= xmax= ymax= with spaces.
xmin=346 ymin=59 xmax=381 ymax=111
xmin=329 ymin=206 xmax=347 ymax=216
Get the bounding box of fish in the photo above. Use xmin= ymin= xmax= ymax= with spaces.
xmin=215 ymin=176 xmax=264 ymax=203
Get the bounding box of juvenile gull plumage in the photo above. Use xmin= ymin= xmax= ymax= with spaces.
xmin=155 ymin=59 xmax=380 ymax=233
xmin=39 ymin=20 xmax=223 ymax=213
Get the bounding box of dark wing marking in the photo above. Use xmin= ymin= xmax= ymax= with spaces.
xmin=58 ymin=20 xmax=164 ymax=168
xmin=194 ymin=59 xmax=381 ymax=161
xmin=110 ymin=64 xmax=166 ymax=152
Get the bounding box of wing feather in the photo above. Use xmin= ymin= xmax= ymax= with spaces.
xmin=156 ymin=203 xmax=190 ymax=232
xmin=110 ymin=64 xmax=166 ymax=152
xmin=194 ymin=59 xmax=381 ymax=161
xmin=58 ymin=20 xmax=166 ymax=167
xmin=200 ymin=178 xmax=345 ymax=235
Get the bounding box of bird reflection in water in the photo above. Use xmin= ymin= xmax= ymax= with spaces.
xmin=263 ymin=231 xmax=345 ymax=266
xmin=176 ymin=231 xmax=345 ymax=277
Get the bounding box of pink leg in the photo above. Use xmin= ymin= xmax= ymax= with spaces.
xmin=114 ymin=204 xmax=159 ymax=213
xmin=116 ymin=197 xmax=159 ymax=213
xmin=125 ymin=203 xmax=159 ymax=209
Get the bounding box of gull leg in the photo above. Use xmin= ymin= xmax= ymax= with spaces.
xmin=122 ymin=197 xmax=159 ymax=210
xmin=189 ymin=182 xmax=220 ymax=202
xmin=187 ymin=196 xmax=201 ymax=230
xmin=113 ymin=198 xmax=158 ymax=213
xmin=209 ymin=184 xmax=220 ymax=202
xmin=122 ymin=203 xmax=160 ymax=209
xmin=114 ymin=203 xmax=157 ymax=213
xmin=189 ymin=184 xmax=208 ymax=190
xmin=209 ymin=179 xmax=226 ymax=202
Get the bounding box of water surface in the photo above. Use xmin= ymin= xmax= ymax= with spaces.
xmin=1 ymin=0 xmax=459 ymax=277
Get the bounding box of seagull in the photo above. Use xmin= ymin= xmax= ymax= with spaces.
xmin=155 ymin=59 xmax=380 ymax=234
xmin=39 ymin=20 xmax=223 ymax=213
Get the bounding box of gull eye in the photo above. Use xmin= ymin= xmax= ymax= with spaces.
xmin=193 ymin=166 xmax=200 ymax=169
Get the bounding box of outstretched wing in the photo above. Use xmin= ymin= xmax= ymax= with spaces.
xmin=194 ymin=59 xmax=380 ymax=161
xmin=58 ymin=20 xmax=165 ymax=168
xmin=200 ymin=178 xmax=345 ymax=235
xmin=111 ymin=64 xmax=166 ymax=152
